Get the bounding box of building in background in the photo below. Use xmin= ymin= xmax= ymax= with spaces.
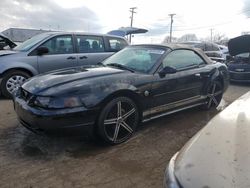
xmin=1 ymin=28 xmax=52 ymax=42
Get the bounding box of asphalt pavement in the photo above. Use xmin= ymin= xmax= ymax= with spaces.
xmin=0 ymin=83 xmax=249 ymax=188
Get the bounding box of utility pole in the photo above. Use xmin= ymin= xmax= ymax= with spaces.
xmin=129 ymin=7 xmax=137 ymax=43
xmin=210 ymin=28 xmax=214 ymax=42
xmin=169 ymin=13 xmax=176 ymax=43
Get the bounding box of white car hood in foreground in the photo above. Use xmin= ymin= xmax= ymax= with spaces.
xmin=175 ymin=92 xmax=250 ymax=188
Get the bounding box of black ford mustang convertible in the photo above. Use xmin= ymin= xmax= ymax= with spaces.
xmin=14 ymin=44 xmax=229 ymax=144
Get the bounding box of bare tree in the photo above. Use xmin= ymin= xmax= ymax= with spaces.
xmin=203 ymin=33 xmax=229 ymax=45
xmin=213 ymin=33 xmax=228 ymax=44
xmin=162 ymin=35 xmax=177 ymax=44
xmin=177 ymin=34 xmax=198 ymax=42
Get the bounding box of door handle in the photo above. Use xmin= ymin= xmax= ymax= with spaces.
xmin=67 ymin=56 xmax=76 ymax=60
xmin=79 ymin=56 xmax=88 ymax=59
xmin=194 ymin=73 xmax=200 ymax=77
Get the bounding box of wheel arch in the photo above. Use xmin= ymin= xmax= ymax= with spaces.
xmin=2 ymin=67 xmax=35 ymax=77
xmin=211 ymin=68 xmax=226 ymax=87
xmin=98 ymin=89 xmax=144 ymax=121
xmin=201 ymin=67 xmax=225 ymax=95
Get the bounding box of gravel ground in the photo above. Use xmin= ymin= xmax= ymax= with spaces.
xmin=0 ymin=83 xmax=249 ymax=188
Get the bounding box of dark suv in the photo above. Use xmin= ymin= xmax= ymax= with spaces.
xmin=0 ymin=32 xmax=129 ymax=98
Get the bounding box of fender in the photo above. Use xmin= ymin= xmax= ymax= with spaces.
xmin=0 ymin=62 xmax=39 ymax=76
xmin=210 ymin=67 xmax=220 ymax=82
xmin=202 ymin=64 xmax=229 ymax=95
xmin=81 ymin=82 xmax=141 ymax=108
xmin=201 ymin=67 xmax=220 ymax=95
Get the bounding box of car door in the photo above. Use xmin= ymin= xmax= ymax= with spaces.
xmin=150 ymin=49 xmax=206 ymax=113
xmin=75 ymin=35 xmax=112 ymax=66
xmin=37 ymin=35 xmax=77 ymax=73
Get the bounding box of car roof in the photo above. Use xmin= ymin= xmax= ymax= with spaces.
xmin=42 ymin=31 xmax=127 ymax=40
xmin=130 ymin=43 xmax=213 ymax=63
xmin=131 ymin=43 xmax=195 ymax=50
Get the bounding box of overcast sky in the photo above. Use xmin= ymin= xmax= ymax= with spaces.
xmin=1 ymin=0 xmax=250 ymax=43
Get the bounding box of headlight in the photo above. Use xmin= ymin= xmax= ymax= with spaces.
xmin=33 ymin=96 xmax=83 ymax=109
xmin=164 ymin=152 xmax=181 ymax=188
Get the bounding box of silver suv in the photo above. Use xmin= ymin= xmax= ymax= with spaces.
xmin=0 ymin=32 xmax=128 ymax=98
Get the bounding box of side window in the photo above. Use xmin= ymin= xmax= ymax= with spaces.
xmin=41 ymin=35 xmax=73 ymax=55
xmin=162 ymin=50 xmax=205 ymax=70
xmin=108 ymin=37 xmax=128 ymax=52
xmin=76 ymin=35 xmax=104 ymax=53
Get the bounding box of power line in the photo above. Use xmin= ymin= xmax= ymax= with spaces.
xmin=173 ymin=15 xmax=250 ymax=32
xmin=168 ymin=8 xmax=250 ymax=32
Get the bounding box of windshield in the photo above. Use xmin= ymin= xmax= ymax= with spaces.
xmin=103 ymin=46 xmax=166 ymax=73
xmin=14 ymin=33 xmax=52 ymax=52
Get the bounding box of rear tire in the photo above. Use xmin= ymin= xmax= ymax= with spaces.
xmin=1 ymin=70 xmax=30 ymax=99
xmin=97 ymin=97 xmax=139 ymax=145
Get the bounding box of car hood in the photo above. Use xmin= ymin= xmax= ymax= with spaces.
xmin=228 ymin=35 xmax=250 ymax=56
xmin=174 ymin=92 xmax=250 ymax=188
xmin=22 ymin=66 xmax=131 ymax=95
xmin=0 ymin=50 xmax=17 ymax=57
xmin=0 ymin=33 xmax=17 ymax=49
xmin=107 ymin=27 xmax=148 ymax=37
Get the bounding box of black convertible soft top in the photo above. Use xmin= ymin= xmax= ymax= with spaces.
xmin=228 ymin=35 xmax=250 ymax=56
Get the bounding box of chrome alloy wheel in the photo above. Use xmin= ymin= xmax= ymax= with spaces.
xmin=6 ymin=75 xmax=27 ymax=95
xmin=206 ymin=81 xmax=223 ymax=109
xmin=101 ymin=98 xmax=139 ymax=144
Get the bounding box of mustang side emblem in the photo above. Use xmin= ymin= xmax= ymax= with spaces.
xmin=235 ymin=69 xmax=245 ymax=72
xmin=144 ymin=90 xmax=150 ymax=97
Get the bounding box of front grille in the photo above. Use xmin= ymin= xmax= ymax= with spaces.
xmin=20 ymin=88 xmax=31 ymax=101
xmin=230 ymin=72 xmax=250 ymax=80
xmin=19 ymin=88 xmax=36 ymax=106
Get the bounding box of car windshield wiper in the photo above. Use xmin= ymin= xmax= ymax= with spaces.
xmin=106 ymin=63 xmax=134 ymax=72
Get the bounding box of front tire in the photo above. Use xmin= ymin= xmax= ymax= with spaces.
xmin=97 ymin=97 xmax=139 ymax=145
xmin=203 ymin=80 xmax=223 ymax=110
xmin=1 ymin=70 xmax=30 ymax=98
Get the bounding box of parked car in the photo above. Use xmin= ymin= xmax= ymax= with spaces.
xmin=13 ymin=44 xmax=229 ymax=145
xmin=219 ymin=44 xmax=229 ymax=60
xmin=181 ymin=41 xmax=225 ymax=63
xmin=227 ymin=35 xmax=250 ymax=82
xmin=0 ymin=32 xmax=128 ymax=98
xmin=0 ymin=33 xmax=17 ymax=50
xmin=164 ymin=91 xmax=250 ymax=188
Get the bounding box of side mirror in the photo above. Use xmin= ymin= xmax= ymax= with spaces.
xmin=36 ymin=46 xmax=49 ymax=55
xmin=159 ymin=66 xmax=177 ymax=77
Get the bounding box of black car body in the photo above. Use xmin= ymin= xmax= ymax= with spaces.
xmin=14 ymin=44 xmax=229 ymax=144
xmin=227 ymin=35 xmax=250 ymax=82
xmin=164 ymin=92 xmax=250 ymax=188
